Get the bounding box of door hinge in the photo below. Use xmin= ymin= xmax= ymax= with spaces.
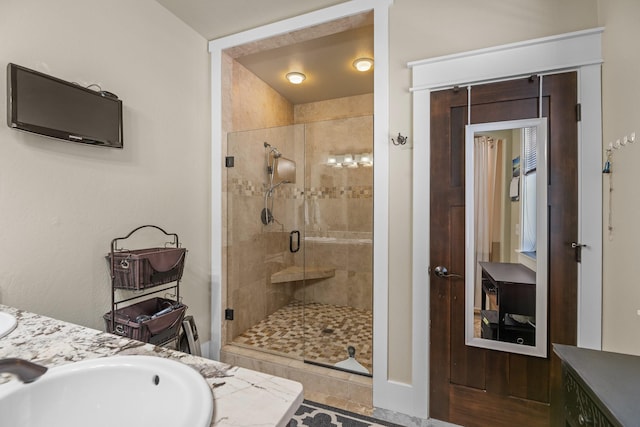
xmin=225 ymin=308 xmax=234 ymax=320
xmin=225 ymin=156 xmax=235 ymax=168
xmin=576 ymin=103 xmax=582 ymax=122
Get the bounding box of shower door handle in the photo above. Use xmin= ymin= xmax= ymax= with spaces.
xmin=290 ymin=230 xmax=300 ymax=253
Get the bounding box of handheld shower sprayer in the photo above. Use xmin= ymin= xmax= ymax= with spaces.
xmin=264 ymin=142 xmax=282 ymax=179
xmin=264 ymin=142 xmax=282 ymax=158
xmin=262 ymin=142 xmax=295 ymax=225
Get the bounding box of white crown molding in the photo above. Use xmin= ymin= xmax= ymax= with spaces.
xmin=409 ymin=27 xmax=604 ymax=91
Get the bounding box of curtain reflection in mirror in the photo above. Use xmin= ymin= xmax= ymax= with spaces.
xmin=473 ymin=136 xmax=504 ymax=308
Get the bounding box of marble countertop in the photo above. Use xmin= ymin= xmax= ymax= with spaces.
xmin=0 ymin=305 xmax=303 ymax=427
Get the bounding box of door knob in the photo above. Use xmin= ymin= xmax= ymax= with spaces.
xmin=433 ymin=265 xmax=463 ymax=279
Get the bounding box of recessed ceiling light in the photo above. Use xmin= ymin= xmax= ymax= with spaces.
xmin=353 ymin=57 xmax=374 ymax=72
xmin=286 ymin=72 xmax=306 ymax=84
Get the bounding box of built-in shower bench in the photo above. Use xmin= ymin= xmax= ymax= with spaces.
xmin=271 ymin=265 xmax=335 ymax=284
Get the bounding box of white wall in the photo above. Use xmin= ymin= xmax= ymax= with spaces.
xmin=598 ymin=0 xmax=640 ymax=355
xmin=0 ymin=0 xmax=211 ymax=340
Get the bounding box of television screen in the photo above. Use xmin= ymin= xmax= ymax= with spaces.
xmin=6 ymin=63 xmax=123 ymax=148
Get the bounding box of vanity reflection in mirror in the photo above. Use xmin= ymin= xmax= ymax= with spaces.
xmin=465 ymin=118 xmax=548 ymax=358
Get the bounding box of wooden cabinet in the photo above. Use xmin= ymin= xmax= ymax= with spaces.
xmin=554 ymin=344 xmax=640 ymax=427
xmin=563 ymin=366 xmax=614 ymax=427
xmin=479 ymin=261 xmax=536 ymax=345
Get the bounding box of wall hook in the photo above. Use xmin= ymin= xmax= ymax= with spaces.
xmin=603 ymin=149 xmax=612 ymax=174
xmin=391 ymin=133 xmax=408 ymax=146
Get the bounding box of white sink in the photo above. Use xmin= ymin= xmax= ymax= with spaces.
xmin=0 ymin=355 xmax=213 ymax=427
xmin=0 ymin=312 xmax=17 ymax=339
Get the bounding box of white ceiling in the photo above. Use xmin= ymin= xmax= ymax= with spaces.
xmin=154 ymin=0 xmax=373 ymax=104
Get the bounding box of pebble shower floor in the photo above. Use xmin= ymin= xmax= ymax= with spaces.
xmin=233 ymin=300 xmax=373 ymax=374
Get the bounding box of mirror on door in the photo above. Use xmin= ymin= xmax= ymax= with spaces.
xmin=464 ymin=118 xmax=548 ymax=358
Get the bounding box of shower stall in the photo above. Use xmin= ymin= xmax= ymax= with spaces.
xmin=224 ymin=115 xmax=373 ymax=375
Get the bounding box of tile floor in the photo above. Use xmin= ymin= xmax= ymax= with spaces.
xmin=233 ymin=300 xmax=373 ymax=374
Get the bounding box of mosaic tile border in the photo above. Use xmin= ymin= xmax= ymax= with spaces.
xmin=228 ymin=178 xmax=373 ymax=200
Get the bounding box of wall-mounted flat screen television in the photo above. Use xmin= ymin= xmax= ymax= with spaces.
xmin=6 ymin=63 xmax=123 ymax=148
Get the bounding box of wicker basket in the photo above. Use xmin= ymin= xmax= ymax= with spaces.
xmin=107 ymin=247 xmax=186 ymax=290
xmin=104 ymin=297 xmax=187 ymax=345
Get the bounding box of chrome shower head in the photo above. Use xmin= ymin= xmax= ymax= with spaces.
xmin=264 ymin=142 xmax=282 ymax=158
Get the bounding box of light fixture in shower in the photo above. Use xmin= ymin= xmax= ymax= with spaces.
xmin=327 ymin=152 xmax=373 ymax=168
xmin=357 ymin=153 xmax=373 ymax=166
xmin=343 ymin=154 xmax=354 ymax=167
xmin=286 ymin=72 xmax=306 ymax=84
xmin=352 ymin=57 xmax=374 ymax=72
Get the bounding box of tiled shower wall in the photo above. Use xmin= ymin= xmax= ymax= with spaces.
xmin=223 ymin=52 xmax=373 ymax=342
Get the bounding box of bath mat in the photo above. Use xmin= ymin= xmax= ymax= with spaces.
xmin=290 ymin=400 xmax=402 ymax=427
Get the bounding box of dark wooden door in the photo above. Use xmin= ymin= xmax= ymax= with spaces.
xmin=429 ymin=73 xmax=578 ymax=427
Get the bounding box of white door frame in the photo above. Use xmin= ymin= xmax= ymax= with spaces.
xmin=409 ymin=27 xmax=604 ymax=417
xmin=208 ymin=0 xmax=407 ymax=416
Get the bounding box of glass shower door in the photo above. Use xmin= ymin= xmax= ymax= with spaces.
xmin=225 ymin=125 xmax=306 ymax=359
